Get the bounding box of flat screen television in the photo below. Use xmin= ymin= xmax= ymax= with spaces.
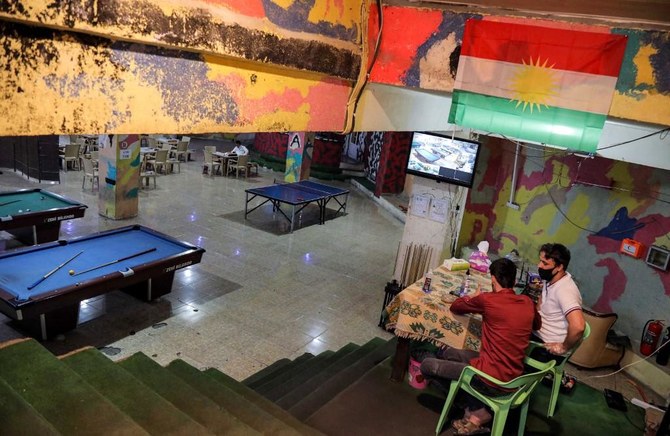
xmin=405 ymin=132 xmax=481 ymax=188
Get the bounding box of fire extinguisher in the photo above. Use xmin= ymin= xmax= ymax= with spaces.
xmin=641 ymin=320 xmax=664 ymax=356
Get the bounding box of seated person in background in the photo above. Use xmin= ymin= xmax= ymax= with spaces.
xmin=231 ymin=140 xmax=249 ymax=156
xmin=420 ymin=258 xmax=540 ymax=435
xmin=531 ymin=243 xmax=586 ymax=360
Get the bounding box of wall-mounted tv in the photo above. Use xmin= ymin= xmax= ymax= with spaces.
xmin=405 ymin=132 xmax=481 ymax=188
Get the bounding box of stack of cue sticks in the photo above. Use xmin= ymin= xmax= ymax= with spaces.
xmin=397 ymin=242 xmax=434 ymax=287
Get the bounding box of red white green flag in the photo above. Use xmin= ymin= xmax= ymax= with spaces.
xmin=449 ymin=19 xmax=627 ymax=152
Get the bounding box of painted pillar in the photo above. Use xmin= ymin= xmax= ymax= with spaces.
xmin=98 ymin=134 xmax=141 ymax=219
xmin=285 ymin=132 xmax=314 ymax=182
xmin=300 ymin=133 xmax=315 ymax=180
xmin=375 ymin=132 xmax=412 ymax=196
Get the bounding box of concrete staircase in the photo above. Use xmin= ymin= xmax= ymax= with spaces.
xmin=0 ymin=337 xmax=397 ymax=435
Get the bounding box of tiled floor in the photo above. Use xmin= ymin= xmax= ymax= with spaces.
xmin=0 ymin=140 xmax=663 ymax=408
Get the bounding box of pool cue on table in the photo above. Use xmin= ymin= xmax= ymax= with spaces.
xmin=27 ymin=250 xmax=84 ymax=290
xmin=72 ymin=248 xmax=157 ymax=277
xmin=0 ymin=199 xmax=21 ymax=207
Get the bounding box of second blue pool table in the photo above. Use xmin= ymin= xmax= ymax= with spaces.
xmin=0 ymin=225 xmax=205 ymax=339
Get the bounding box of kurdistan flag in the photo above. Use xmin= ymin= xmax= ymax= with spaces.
xmin=449 ymin=19 xmax=628 ymax=152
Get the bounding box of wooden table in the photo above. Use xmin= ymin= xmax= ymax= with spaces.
xmin=384 ymin=265 xmax=492 ymax=381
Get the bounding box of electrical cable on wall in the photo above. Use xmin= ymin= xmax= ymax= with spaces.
xmin=340 ymin=0 xmax=384 ymax=134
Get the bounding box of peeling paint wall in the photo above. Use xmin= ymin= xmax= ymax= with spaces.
xmin=0 ymin=0 xmax=361 ymax=135
xmin=0 ymin=20 xmax=352 ymax=135
xmin=368 ymin=6 xmax=670 ymax=126
xmin=458 ymin=137 xmax=670 ymax=342
xmin=0 ymin=0 xmax=361 ymax=79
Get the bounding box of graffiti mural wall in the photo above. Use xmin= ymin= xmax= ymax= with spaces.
xmin=458 ymin=137 xmax=670 ymax=340
xmin=368 ymin=6 xmax=670 ymax=126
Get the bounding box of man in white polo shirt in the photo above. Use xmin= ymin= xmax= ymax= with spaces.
xmin=532 ymin=243 xmax=586 ymax=360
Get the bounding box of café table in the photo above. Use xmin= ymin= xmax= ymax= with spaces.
xmin=384 ymin=265 xmax=492 ymax=381
xmin=213 ymin=151 xmax=238 ymax=176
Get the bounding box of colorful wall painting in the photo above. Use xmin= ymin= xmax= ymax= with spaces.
xmin=367 ymin=6 xmax=670 ymax=126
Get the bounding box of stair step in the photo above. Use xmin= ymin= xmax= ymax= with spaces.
xmin=119 ymin=352 xmax=259 ymax=435
xmin=0 ymin=376 xmax=59 ymax=435
xmin=276 ymin=338 xmax=386 ymax=409
xmin=255 ymin=351 xmax=336 ymax=396
xmin=167 ymin=359 xmax=302 ymax=435
xmin=204 ymin=368 xmax=324 ymax=436
xmin=289 ymin=337 xmax=397 ymax=421
xmin=0 ymin=339 xmax=147 ymax=435
xmin=244 ymin=353 xmax=312 ymax=389
xmin=62 ymin=347 xmax=211 ymax=435
xmin=264 ymin=344 xmax=360 ymax=402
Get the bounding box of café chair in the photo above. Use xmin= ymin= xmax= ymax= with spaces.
xmin=181 ymin=136 xmax=195 ymax=161
xmin=203 ymin=148 xmax=221 ymax=176
xmin=80 ymin=157 xmax=98 ymax=190
xmin=165 ymin=152 xmax=181 ymax=174
xmin=436 ymin=357 xmax=556 ymax=436
xmin=146 ymin=149 xmax=170 ymax=174
xmin=227 ymin=155 xmax=249 ymax=178
xmin=247 ymin=160 xmax=260 ymax=176
xmin=139 ymin=163 xmax=158 ymax=189
xmin=569 ymin=309 xmax=624 ymax=369
xmin=172 ymin=141 xmax=189 ymax=162
xmin=60 ymin=143 xmax=81 ymax=171
xmin=526 ymin=322 xmax=591 ymax=417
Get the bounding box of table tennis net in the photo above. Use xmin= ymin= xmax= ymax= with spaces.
xmin=282 ymin=182 xmax=332 ymax=196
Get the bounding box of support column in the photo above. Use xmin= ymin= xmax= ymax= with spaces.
xmin=285 ymin=132 xmax=315 ymax=182
xmin=98 ymin=134 xmax=141 ymax=219
xmin=375 ymin=132 xmax=412 ymax=197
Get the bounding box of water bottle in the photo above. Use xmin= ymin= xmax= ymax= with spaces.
xmin=459 ymin=269 xmax=471 ymax=296
xmin=422 ymin=271 xmax=432 ymax=293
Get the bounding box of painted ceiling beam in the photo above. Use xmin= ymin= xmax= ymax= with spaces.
xmin=0 ymin=0 xmax=362 ymax=81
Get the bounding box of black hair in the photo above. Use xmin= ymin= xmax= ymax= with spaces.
xmin=235 ymin=140 xmax=241 ymax=145
xmin=489 ymin=258 xmax=517 ymax=289
xmin=539 ymin=243 xmax=571 ymax=270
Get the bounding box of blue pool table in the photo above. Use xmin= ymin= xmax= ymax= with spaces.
xmin=0 ymin=188 xmax=87 ymax=245
xmin=0 ymin=225 xmax=205 ymax=339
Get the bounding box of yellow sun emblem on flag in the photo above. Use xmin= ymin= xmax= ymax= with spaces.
xmin=509 ymin=57 xmax=558 ymax=113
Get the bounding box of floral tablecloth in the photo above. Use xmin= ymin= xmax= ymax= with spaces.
xmin=384 ymin=265 xmax=492 ymax=352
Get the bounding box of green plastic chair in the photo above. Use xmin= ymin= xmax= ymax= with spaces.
xmin=526 ymin=322 xmax=591 ymax=417
xmin=435 ymin=357 xmax=556 ymax=436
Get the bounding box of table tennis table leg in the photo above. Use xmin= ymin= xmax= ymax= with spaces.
xmin=244 ymin=192 xmax=249 ymax=219
xmin=290 ymin=204 xmax=295 ymax=233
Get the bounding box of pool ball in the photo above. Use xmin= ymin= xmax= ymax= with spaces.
xmin=40 ymin=196 xmax=45 ymax=200
xmin=69 ymin=270 xmax=75 ymax=275
xmin=17 ymin=209 xmax=22 ymax=213
xmin=25 ymin=208 xmax=30 ymax=212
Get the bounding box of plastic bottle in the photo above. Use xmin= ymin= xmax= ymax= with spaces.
xmin=460 ymin=269 xmax=471 ymax=296
xmin=656 ymin=327 xmax=670 ymax=366
xmin=422 ymin=271 xmax=432 ymax=293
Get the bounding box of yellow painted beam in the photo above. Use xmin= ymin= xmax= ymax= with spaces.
xmin=0 ymin=0 xmax=362 ymax=80
xmin=0 ymin=21 xmax=351 ymax=135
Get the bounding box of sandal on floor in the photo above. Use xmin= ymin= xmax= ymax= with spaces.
xmin=451 ymin=418 xmax=470 ymax=431
xmin=454 ymin=420 xmax=490 ymax=435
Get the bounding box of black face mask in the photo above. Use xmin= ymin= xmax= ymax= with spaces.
xmin=538 ymin=267 xmax=556 ymax=282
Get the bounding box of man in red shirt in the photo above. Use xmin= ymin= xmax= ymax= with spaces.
xmin=420 ymin=258 xmax=540 ymax=434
